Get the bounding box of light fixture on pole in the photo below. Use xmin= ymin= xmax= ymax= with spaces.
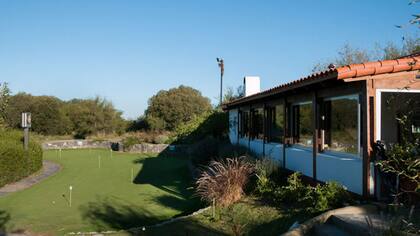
xmin=216 ymin=58 xmax=224 ymax=106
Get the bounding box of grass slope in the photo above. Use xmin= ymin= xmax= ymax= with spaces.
xmin=0 ymin=149 xmax=200 ymax=235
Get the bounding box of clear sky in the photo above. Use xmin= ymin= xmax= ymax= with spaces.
xmin=0 ymin=0 xmax=418 ymax=119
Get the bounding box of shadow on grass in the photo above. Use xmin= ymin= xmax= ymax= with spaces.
xmin=133 ymin=154 xmax=202 ymax=214
xmin=80 ymin=197 xmax=157 ymax=232
xmin=0 ymin=210 xmax=10 ymax=234
xmin=80 ymin=197 xmax=225 ymax=236
xmin=247 ymin=208 xmax=313 ymax=236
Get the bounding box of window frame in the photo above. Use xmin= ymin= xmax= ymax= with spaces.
xmin=290 ymin=101 xmax=313 ymax=148
xmin=265 ymin=103 xmax=284 ymax=144
xmin=321 ymin=94 xmax=361 ymax=157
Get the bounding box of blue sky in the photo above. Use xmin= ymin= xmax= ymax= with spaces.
xmin=0 ymin=0 xmax=418 ymax=119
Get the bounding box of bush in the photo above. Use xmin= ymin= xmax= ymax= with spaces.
xmin=272 ymin=172 xmax=351 ymax=212
xmin=0 ymin=130 xmax=43 ymax=188
xmin=254 ymin=157 xmax=280 ymax=197
xmin=189 ymin=137 xmax=251 ymax=166
xmin=274 ymin=172 xmax=314 ymax=208
xmin=122 ymin=136 xmax=144 ymax=151
xmin=196 ymin=157 xmax=254 ymax=207
xmin=153 ymin=134 xmax=169 ymax=144
xmin=172 ymin=110 xmax=228 ymax=144
xmin=189 ymin=136 xmax=225 ymax=166
xmin=313 ymin=182 xmax=351 ymax=212
xmin=376 ymin=142 xmax=420 ymax=193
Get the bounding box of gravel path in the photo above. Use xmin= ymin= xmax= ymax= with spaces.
xmin=0 ymin=160 xmax=61 ymax=197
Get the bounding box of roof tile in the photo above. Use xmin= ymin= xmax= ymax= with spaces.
xmin=225 ymin=55 xmax=420 ymax=107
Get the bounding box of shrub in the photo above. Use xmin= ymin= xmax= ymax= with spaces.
xmin=196 ymin=157 xmax=254 ymax=207
xmin=189 ymin=136 xmax=225 ymax=166
xmin=272 ymin=172 xmax=351 ymax=212
xmin=376 ymin=142 xmax=420 ymax=192
xmin=153 ymin=134 xmax=169 ymax=144
xmin=0 ymin=129 xmax=43 ymax=188
xmin=122 ymin=136 xmax=144 ymax=151
xmin=254 ymin=157 xmax=280 ymax=197
xmin=274 ymin=172 xmax=314 ymax=208
xmin=189 ymin=137 xmax=252 ymax=166
xmin=313 ymin=182 xmax=351 ymax=212
xmin=172 ymin=110 xmax=228 ymax=144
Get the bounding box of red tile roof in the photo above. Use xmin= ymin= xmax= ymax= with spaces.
xmin=225 ymin=55 xmax=420 ymax=107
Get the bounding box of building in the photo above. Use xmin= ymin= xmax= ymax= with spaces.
xmin=223 ymin=55 xmax=420 ymax=197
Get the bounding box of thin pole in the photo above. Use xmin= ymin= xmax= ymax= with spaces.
xmin=69 ymin=186 xmax=72 ymax=207
xmin=98 ymin=155 xmax=101 ymax=168
xmin=220 ymin=71 xmax=223 ymax=106
xmin=23 ymin=128 xmax=29 ymax=151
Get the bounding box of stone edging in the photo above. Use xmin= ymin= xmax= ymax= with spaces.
xmin=280 ymin=204 xmax=378 ymax=236
xmin=66 ymin=206 xmax=211 ymax=235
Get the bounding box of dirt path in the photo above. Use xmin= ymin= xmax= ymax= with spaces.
xmin=0 ymin=160 xmax=61 ymax=197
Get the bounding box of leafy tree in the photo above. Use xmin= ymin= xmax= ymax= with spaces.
xmin=0 ymin=82 xmax=10 ymax=126
xmin=223 ymin=85 xmax=244 ymax=103
xmin=5 ymin=93 xmax=70 ymax=135
xmin=64 ymin=97 xmax=126 ymax=138
xmin=312 ymin=37 xmax=420 ymax=73
xmin=4 ymin=93 xmax=126 ymax=138
xmin=144 ymin=85 xmax=212 ymax=131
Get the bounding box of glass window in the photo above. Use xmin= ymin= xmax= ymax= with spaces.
xmin=251 ymin=108 xmax=264 ymax=140
xmin=381 ymin=92 xmax=420 ymax=143
xmin=292 ymin=102 xmax=313 ymax=147
xmin=240 ymin=110 xmax=250 ymax=138
xmin=267 ymin=104 xmax=284 ymax=143
xmin=323 ymin=96 xmax=359 ymax=154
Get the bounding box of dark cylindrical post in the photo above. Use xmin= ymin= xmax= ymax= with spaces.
xmin=220 ymin=71 xmax=223 ymax=106
xmin=24 ymin=127 xmax=29 ymax=151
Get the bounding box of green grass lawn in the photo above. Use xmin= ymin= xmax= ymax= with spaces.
xmin=112 ymin=197 xmax=311 ymax=236
xmin=0 ymin=149 xmax=201 ymax=235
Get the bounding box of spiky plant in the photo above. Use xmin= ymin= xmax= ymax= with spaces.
xmin=196 ymin=157 xmax=254 ymax=207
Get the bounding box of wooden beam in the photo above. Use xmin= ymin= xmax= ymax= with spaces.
xmin=312 ymin=92 xmax=318 ymax=180
xmin=283 ymin=97 xmax=287 ymax=168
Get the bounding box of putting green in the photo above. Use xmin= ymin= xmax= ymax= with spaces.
xmin=0 ymin=149 xmax=200 ymax=234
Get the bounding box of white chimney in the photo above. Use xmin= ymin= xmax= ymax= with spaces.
xmin=243 ymin=76 xmax=260 ymax=97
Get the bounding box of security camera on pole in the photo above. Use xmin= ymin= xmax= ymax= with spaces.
xmin=21 ymin=112 xmax=31 ymax=152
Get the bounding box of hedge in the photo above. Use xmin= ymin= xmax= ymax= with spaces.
xmin=0 ymin=130 xmax=43 ymax=188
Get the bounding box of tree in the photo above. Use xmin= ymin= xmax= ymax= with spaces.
xmin=64 ymin=97 xmax=126 ymax=138
xmin=5 ymin=93 xmax=70 ymax=135
xmin=312 ymin=38 xmax=420 ymax=73
xmin=223 ymin=85 xmax=244 ymax=103
xmin=0 ymin=82 xmax=10 ymax=126
xmin=144 ymin=85 xmax=212 ymax=131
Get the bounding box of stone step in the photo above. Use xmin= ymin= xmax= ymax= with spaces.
xmin=312 ymin=223 xmax=352 ymax=236
xmin=328 ymin=214 xmax=388 ymax=236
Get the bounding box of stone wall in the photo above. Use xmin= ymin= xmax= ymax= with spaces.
xmin=42 ymin=140 xmax=112 ymax=150
xmin=42 ymin=139 xmax=190 ymax=154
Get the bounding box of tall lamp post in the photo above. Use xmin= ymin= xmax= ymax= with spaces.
xmin=216 ymin=58 xmax=224 ymax=106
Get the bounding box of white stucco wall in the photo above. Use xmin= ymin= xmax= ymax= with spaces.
xmin=265 ymin=143 xmax=283 ymax=166
xmin=228 ymin=109 xmax=239 ymax=144
xmin=316 ymin=152 xmax=363 ymax=195
xmin=285 ymin=146 xmax=313 ymax=177
xmin=249 ymin=139 xmax=264 ymax=156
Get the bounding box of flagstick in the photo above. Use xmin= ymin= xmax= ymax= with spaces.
xmin=69 ymin=186 xmax=73 ymax=207
xmin=98 ymin=155 xmax=101 ymax=169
